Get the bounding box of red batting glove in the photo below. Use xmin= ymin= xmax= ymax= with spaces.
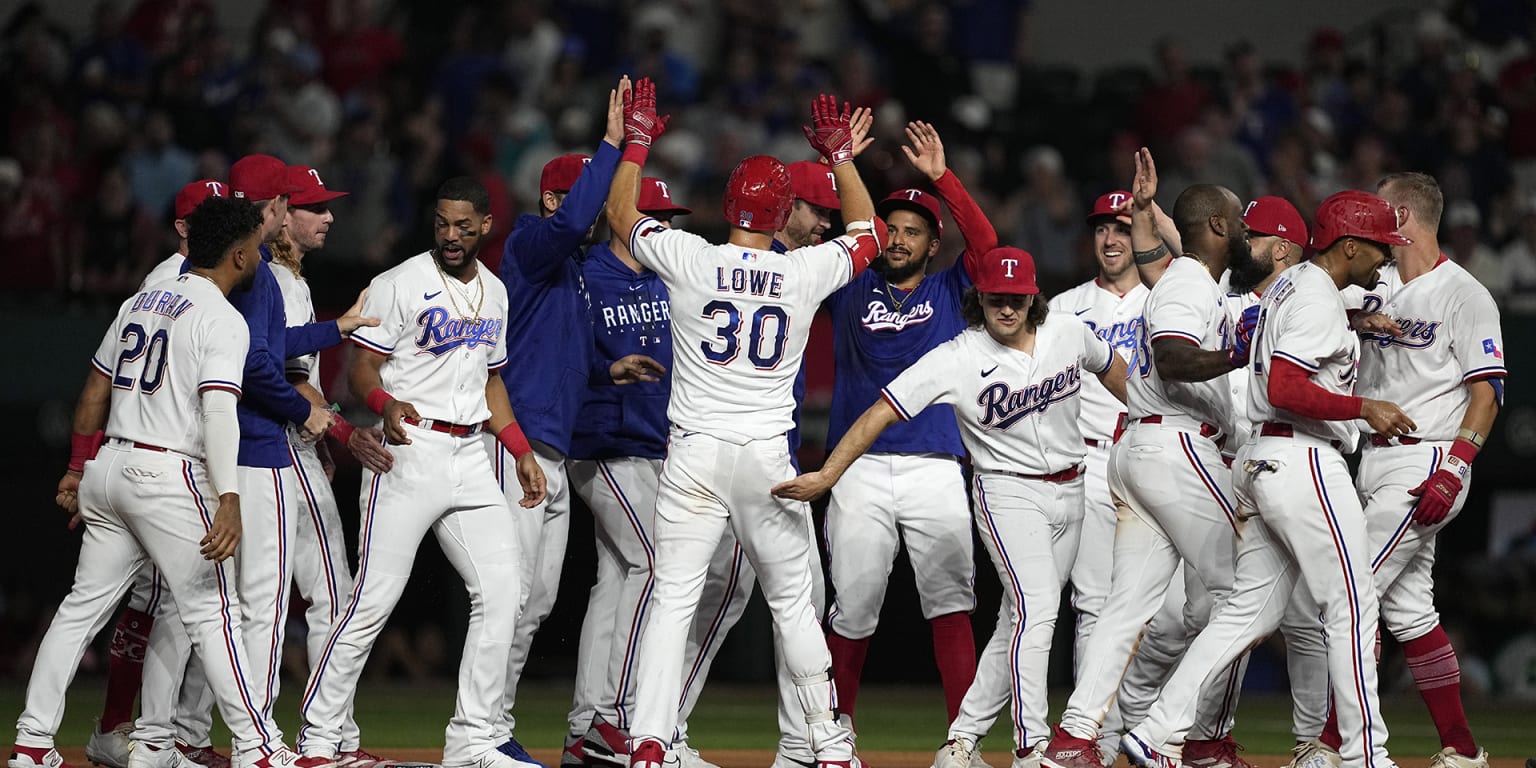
xmin=1226 ymin=304 xmax=1260 ymax=368
xmin=802 ymin=94 xmax=855 ymax=166
xmin=622 ymin=77 xmax=669 ymax=165
xmin=1408 ymin=438 xmax=1477 ymax=525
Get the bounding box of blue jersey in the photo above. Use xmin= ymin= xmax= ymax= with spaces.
xmin=229 ymin=250 xmax=341 ymax=467
xmin=825 ymin=262 xmax=970 ymax=455
xmin=568 ymin=243 xmax=673 ymax=460
xmin=498 ymin=142 xmax=621 ymax=455
xmin=769 ymin=238 xmax=809 ymax=453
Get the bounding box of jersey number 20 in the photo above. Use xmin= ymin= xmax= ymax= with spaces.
xmin=701 ymin=300 xmax=788 ymax=368
xmin=113 ymin=322 xmax=171 ymax=393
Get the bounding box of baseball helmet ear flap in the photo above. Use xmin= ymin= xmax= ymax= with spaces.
xmin=1310 ymin=190 xmax=1413 ymax=251
xmin=724 ymin=155 xmax=793 ymax=232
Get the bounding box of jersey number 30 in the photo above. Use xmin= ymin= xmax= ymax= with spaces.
xmin=113 ymin=322 xmax=171 ymax=393
xmin=701 ymin=300 xmax=788 ymax=368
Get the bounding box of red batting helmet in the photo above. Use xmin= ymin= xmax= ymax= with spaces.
xmin=1310 ymin=190 xmax=1412 ymax=251
xmin=724 ymin=155 xmax=793 ymax=232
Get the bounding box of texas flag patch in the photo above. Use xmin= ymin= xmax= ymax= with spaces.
xmin=1483 ymin=338 xmax=1503 ymax=358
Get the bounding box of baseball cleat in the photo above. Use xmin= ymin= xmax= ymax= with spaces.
xmin=9 ymin=747 xmax=70 ymax=768
xmin=559 ymin=735 xmax=584 ymax=768
xmin=582 ymin=719 xmax=629 ymax=766
xmin=933 ymin=738 xmax=978 ymax=768
xmin=334 ymin=751 xmax=384 ymax=768
xmin=1283 ymin=740 xmax=1341 ymax=768
xmin=494 ymin=739 xmax=545 ymax=768
xmin=1429 ymin=748 xmax=1489 ymax=768
xmin=462 ymin=750 xmax=537 ymax=768
xmin=175 ymin=743 xmax=230 ymax=768
xmin=971 ymin=747 xmax=994 ymax=768
xmin=1011 ymin=744 xmax=1043 ymax=768
xmin=87 ymin=720 xmax=133 ymax=768
xmin=770 ymin=756 xmax=815 ymax=768
xmin=815 ymin=759 xmax=866 ymax=768
xmin=1120 ymin=733 xmax=1180 ymax=768
xmin=241 ymin=748 xmax=330 ymax=768
xmin=1182 ymin=737 xmax=1253 ymax=768
xmin=628 ymin=741 xmax=664 ymax=768
xmin=663 ymin=745 xmax=717 ymax=768
xmin=129 ymin=743 xmax=194 ymax=768
xmin=1040 ymin=726 xmax=1103 ymax=768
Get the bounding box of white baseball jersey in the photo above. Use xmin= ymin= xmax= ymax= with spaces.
xmin=350 ymin=252 xmax=509 ymax=424
xmin=1050 ymin=280 xmax=1147 ymax=442
xmin=91 ymin=273 xmax=249 ymax=456
xmin=1127 ymin=256 xmax=1234 ymax=431
xmin=1353 ymin=259 xmax=1507 ymax=440
xmin=1224 ymin=290 xmax=1262 ymax=453
xmin=882 ymin=318 xmax=1114 ymax=475
xmin=273 ymin=264 xmax=323 ymax=392
xmin=143 ymin=252 xmax=187 ymax=288
xmin=628 ymin=217 xmax=858 ymax=443
xmin=1247 ymin=262 xmax=1360 ymax=447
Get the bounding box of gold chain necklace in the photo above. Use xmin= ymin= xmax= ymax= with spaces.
xmin=883 ymin=278 xmax=920 ymax=312
xmin=435 ymin=261 xmax=486 ymax=321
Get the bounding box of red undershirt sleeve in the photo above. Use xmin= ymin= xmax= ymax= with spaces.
xmin=1267 ymin=356 xmax=1363 ymax=421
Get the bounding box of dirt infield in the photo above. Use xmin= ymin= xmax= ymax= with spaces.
xmin=54 ymin=748 xmax=1532 ymax=768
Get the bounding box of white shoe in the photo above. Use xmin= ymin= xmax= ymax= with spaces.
xmin=88 ymin=721 xmax=134 ymax=768
xmin=1428 ymin=747 xmax=1489 ymax=768
xmin=771 ymin=756 xmax=814 ymax=768
xmin=934 ymin=738 xmax=978 ymax=768
xmin=1284 ymin=741 xmax=1341 ymax=768
xmin=1012 ymin=744 xmax=1043 ymax=768
xmin=972 ymin=747 xmax=995 ymax=768
xmin=129 ymin=744 xmax=193 ymax=768
xmin=451 ymin=749 xmax=538 ymax=768
xmin=9 ymin=748 xmax=67 ymax=768
xmin=665 ymin=745 xmax=718 ymax=768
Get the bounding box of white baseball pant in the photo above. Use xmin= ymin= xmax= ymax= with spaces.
xmin=235 ymin=463 xmax=301 ymax=724
xmin=289 ymin=439 xmax=362 ymax=750
xmin=1280 ymin=586 xmax=1329 ymax=741
xmin=299 ymin=427 xmax=521 ymax=766
xmin=16 ymin=443 xmax=285 ymax=756
xmin=1128 ymin=436 xmax=1394 ymax=768
xmin=824 ymin=453 xmax=975 ymax=638
xmin=674 ymin=533 xmax=753 ymax=744
xmin=628 ymin=430 xmax=853 ymax=761
xmin=124 ymin=566 xmax=219 ymax=748
xmin=1058 ymin=420 xmax=1241 ymax=742
xmin=1359 ymin=443 xmax=1471 ymax=642
xmin=947 ymin=472 xmax=1082 ymax=752
xmin=1070 ymin=441 xmax=1116 ymax=674
xmin=493 ymin=439 xmax=571 ymax=740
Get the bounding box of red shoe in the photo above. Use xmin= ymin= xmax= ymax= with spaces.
xmin=583 ymin=720 xmax=629 ymax=766
xmin=1183 ymin=737 xmax=1253 ymax=768
xmin=175 ymin=744 xmax=231 ymax=768
xmin=1119 ymin=733 xmax=1179 ymax=768
xmin=10 ymin=747 xmax=71 ymax=768
xmin=628 ymin=741 xmax=663 ymax=768
xmin=1041 ymin=727 xmax=1103 ymax=768
xmin=335 ymin=751 xmax=384 ymax=768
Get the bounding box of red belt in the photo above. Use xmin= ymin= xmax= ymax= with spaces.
xmin=403 ymin=416 xmax=485 ymax=437
xmin=1135 ymin=415 xmax=1225 ymax=450
xmin=110 ymin=437 xmax=170 ymax=452
xmin=1368 ymin=434 xmax=1422 ymax=447
xmin=997 ymin=465 xmax=1083 ymax=483
xmin=1084 ymin=438 xmax=1103 ymax=448
xmin=1261 ymin=422 xmax=1342 ymax=450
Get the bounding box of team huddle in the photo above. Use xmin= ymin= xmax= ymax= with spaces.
xmin=11 ymin=73 xmax=1506 ymax=768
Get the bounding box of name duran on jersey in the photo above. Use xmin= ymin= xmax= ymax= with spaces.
xmin=128 ymin=287 xmax=196 ymax=320
xmin=414 ymin=308 xmax=504 ymax=357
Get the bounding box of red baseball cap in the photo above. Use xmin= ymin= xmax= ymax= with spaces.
xmin=877 ymin=189 xmax=944 ymax=237
xmin=230 ymin=154 xmax=301 ymax=201
xmin=175 ymin=179 xmax=227 ymax=219
xmin=972 ymin=246 xmax=1039 ymax=295
xmin=786 ymin=160 xmax=840 ymax=210
xmin=287 ymin=165 xmax=349 ymax=206
xmin=540 ymin=154 xmax=590 ymax=194
xmin=1243 ymin=196 xmax=1308 ymax=248
xmin=1088 ymin=190 xmax=1134 ymax=225
xmin=639 ymin=177 xmax=691 ymax=216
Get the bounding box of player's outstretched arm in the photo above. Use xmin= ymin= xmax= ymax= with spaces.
xmin=906 ymin=121 xmax=998 ymax=261
xmin=485 ymin=374 xmax=547 ymax=508
xmin=772 ymin=398 xmax=902 ymax=502
xmin=351 ymin=345 xmax=418 ymax=446
xmin=1128 ymin=147 xmax=1174 ymax=287
xmin=1098 ymin=354 xmax=1130 ymax=404
xmin=609 ymin=77 xmax=667 ymax=250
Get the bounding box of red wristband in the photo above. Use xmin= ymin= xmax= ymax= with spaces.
xmin=69 ymin=430 xmax=104 ymax=472
xmin=622 ymin=144 xmax=650 ymax=167
xmin=497 ymin=422 xmax=533 ymax=459
xmin=1449 ymin=437 xmax=1479 ymax=465
xmin=330 ymin=419 xmax=355 ymax=447
xmin=365 ymin=388 xmax=394 ymax=416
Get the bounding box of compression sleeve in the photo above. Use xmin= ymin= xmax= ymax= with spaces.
xmin=1268 ymin=357 xmax=1364 ymax=421
xmin=201 ymin=388 xmax=241 ymax=497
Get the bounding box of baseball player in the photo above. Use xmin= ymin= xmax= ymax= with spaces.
xmin=297 ymin=177 xmax=546 ymax=768
xmin=1116 ymin=189 xmax=1417 ymax=768
xmin=491 ymin=79 xmax=634 ymax=767
xmin=610 ymin=88 xmax=881 ymax=768
xmin=1040 ymin=150 xmax=1259 ymax=768
xmin=1301 ymin=173 xmax=1502 ymax=768
xmin=778 ymin=246 xmax=1130 ymax=768
xmin=1224 ymin=198 xmax=1333 ymax=755
xmin=88 ymin=180 xmax=231 ymax=768
xmin=9 ymin=196 xmax=309 ymax=768
xmin=818 ymin=120 xmax=993 ymax=748
xmin=269 ymin=165 xmax=392 ymax=768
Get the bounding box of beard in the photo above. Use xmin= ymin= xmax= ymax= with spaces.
xmin=434 ymin=243 xmax=480 ymax=278
xmin=873 ymin=253 xmax=926 ymax=283
xmin=1226 ymin=240 xmax=1269 ymax=295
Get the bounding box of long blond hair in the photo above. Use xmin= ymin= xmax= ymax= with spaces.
xmin=269 ymin=224 xmax=303 ymax=277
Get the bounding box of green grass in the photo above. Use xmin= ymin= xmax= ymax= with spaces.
xmin=10 ymin=681 xmax=1535 ymax=757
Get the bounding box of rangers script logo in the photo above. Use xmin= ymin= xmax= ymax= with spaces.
xmin=414 ymin=306 xmax=503 ymax=356
xmin=977 ymin=363 xmax=1082 ymax=430
xmin=861 ymin=300 xmax=935 ymax=331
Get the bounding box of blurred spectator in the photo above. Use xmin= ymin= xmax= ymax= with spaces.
xmin=1156 ymin=115 xmax=1261 ymax=212
xmin=319 ymin=0 xmax=403 ymax=102
xmin=1443 ymin=200 xmax=1505 ymax=300
xmin=0 ymin=156 xmax=61 ymax=294
xmin=71 ymin=0 xmax=150 ymax=112
xmin=1223 ymin=40 xmax=1298 ymax=169
xmin=851 ymin=0 xmax=975 ymax=138
xmin=122 ymin=109 xmax=196 ymax=219
xmin=500 ymin=0 xmax=563 ymax=111
xmin=1501 ymin=195 xmax=1536 ymax=314
xmin=1135 ymin=37 xmax=1210 ymax=150
xmin=318 ymin=111 xmax=402 ymax=268
xmin=1009 ymin=146 xmax=1080 ymax=294
xmin=74 ymin=165 xmax=157 ymax=298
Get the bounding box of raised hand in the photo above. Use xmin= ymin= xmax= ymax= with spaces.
xmin=622 ymin=77 xmax=669 ymax=148
xmin=850 ymin=106 xmax=875 ymax=159
xmin=1132 ymin=147 xmax=1159 ymax=211
xmin=901 ymin=120 xmax=947 ymax=181
xmin=802 ymin=94 xmax=855 ymax=166
xmin=604 ymin=76 xmax=629 ymax=147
